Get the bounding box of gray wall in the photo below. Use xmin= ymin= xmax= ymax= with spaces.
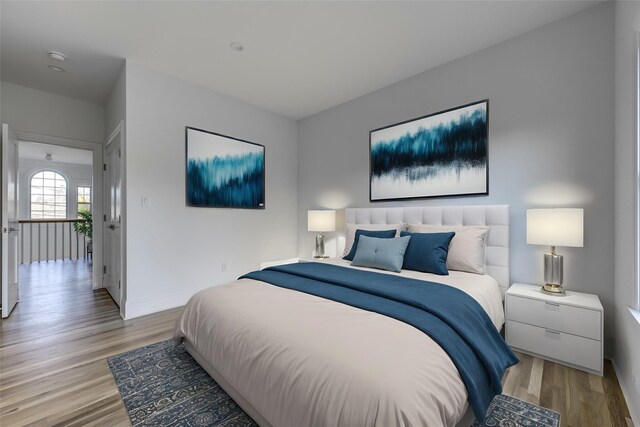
xmin=123 ymin=62 xmax=298 ymax=317
xmin=614 ymin=1 xmax=640 ymax=422
xmin=0 ymin=82 xmax=104 ymax=143
xmin=297 ymin=4 xmax=616 ymax=349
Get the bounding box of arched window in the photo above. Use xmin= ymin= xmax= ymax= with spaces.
xmin=30 ymin=171 xmax=67 ymax=219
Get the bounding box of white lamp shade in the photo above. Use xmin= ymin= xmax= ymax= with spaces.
xmin=308 ymin=210 xmax=336 ymax=232
xmin=527 ymin=208 xmax=584 ymax=247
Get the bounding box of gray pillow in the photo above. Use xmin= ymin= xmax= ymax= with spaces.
xmin=351 ymin=235 xmax=411 ymax=273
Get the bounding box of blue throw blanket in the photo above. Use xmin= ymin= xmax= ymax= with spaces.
xmin=241 ymin=262 xmax=518 ymax=423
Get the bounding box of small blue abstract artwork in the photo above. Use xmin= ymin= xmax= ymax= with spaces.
xmin=370 ymin=100 xmax=488 ymax=201
xmin=186 ymin=127 xmax=265 ymax=209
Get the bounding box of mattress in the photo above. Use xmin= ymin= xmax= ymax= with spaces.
xmin=174 ymin=260 xmax=505 ymax=427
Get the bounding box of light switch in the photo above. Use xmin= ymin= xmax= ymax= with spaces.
xmin=141 ymin=195 xmax=150 ymax=207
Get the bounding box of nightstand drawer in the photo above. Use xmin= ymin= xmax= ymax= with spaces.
xmin=507 ymin=295 xmax=600 ymax=340
xmin=506 ymin=320 xmax=602 ymax=373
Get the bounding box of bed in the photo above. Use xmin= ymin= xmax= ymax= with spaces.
xmin=174 ymin=205 xmax=514 ymax=427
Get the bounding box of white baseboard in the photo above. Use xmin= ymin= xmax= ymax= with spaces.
xmin=612 ymin=359 xmax=639 ymax=427
xmin=124 ymin=288 xmax=200 ymax=319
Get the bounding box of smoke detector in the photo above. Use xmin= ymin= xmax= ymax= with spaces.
xmin=48 ymin=51 xmax=68 ymax=62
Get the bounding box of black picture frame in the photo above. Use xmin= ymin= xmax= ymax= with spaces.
xmin=369 ymin=99 xmax=489 ymax=202
xmin=185 ymin=126 xmax=265 ymax=209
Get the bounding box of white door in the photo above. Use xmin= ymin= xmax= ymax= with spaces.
xmin=103 ymin=132 xmax=121 ymax=306
xmin=2 ymin=123 xmax=19 ymax=318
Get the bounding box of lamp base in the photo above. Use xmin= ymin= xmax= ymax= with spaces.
xmin=541 ymin=283 xmax=566 ymax=296
xmin=313 ymin=255 xmax=330 ymax=259
xmin=314 ymin=234 xmax=326 ymax=258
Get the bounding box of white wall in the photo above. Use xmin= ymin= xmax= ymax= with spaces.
xmin=105 ymin=65 xmax=126 ymax=138
xmin=614 ymin=1 xmax=640 ymax=423
xmin=298 ymin=4 xmax=616 ymax=350
xmin=123 ymin=62 xmax=298 ymax=318
xmin=0 ymin=82 xmax=104 ymax=144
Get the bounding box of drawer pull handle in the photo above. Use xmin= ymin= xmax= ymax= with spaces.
xmin=545 ymin=302 xmax=560 ymax=307
xmin=545 ymin=329 xmax=561 ymax=335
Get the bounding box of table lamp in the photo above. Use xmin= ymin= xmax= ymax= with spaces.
xmin=526 ymin=208 xmax=584 ymax=295
xmin=308 ymin=210 xmax=335 ymax=259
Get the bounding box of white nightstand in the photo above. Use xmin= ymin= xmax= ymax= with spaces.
xmin=505 ymin=283 xmax=603 ymax=376
xmin=298 ymin=257 xmax=332 ymax=263
xmin=259 ymin=257 xmax=334 ymax=270
xmin=259 ymin=258 xmax=299 ymax=270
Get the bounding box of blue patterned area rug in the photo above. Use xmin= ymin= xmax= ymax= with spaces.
xmin=472 ymin=394 xmax=560 ymax=427
xmin=107 ymin=339 xmax=257 ymax=426
xmin=108 ymin=339 xmax=559 ymax=427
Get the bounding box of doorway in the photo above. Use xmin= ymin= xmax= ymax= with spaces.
xmin=1 ymin=126 xmax=105 ymax=318
xmin=18 ymin=141 xmax=95 ymax=310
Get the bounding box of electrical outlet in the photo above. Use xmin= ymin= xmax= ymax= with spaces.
xmin=221 ymin=263 xmax=227 ymax=272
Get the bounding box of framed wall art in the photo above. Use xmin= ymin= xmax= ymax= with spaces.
xmin=369 ymin=100 xmax=488 ymax=201
xmin=186 ymin=127 xmax=265 ymax=209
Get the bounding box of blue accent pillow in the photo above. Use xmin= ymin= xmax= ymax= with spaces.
xmin=343 ymin=229 xmax=397 ymax=261
xmin=351 ymin=235 xmax=411 ymax=273
xmin=400 ymin=231 xmax=455 ymax=275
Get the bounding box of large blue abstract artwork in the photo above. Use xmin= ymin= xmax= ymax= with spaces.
xmin=186 ymin=127 xmax=265 ymax=209
xmin=370 ymin=100 xmax=488 ymax=201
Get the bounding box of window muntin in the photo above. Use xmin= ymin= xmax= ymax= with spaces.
xmin=77 ymin=186 xmax=91 ymax=215
xmin=30 ymin=171 xmax=67 ymax=219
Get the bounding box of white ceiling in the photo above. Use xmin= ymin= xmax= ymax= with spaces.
xmin=19 ymin=141 xmax=93 ymax=166
xmin=1 ymin=1 xmax=604 ymax=119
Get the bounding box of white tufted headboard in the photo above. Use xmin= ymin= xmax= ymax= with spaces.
xmin=345 ymin=205 xmax=510 ymax=294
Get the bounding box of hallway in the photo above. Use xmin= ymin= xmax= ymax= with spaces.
xmin=14 ymin=259 xmax=100 ymax=323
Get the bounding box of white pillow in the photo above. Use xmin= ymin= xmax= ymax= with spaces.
xmin=406 ymin=224 xmax=489 ymax=274
xmin=343 ymin=223 xmax=405 ymax=257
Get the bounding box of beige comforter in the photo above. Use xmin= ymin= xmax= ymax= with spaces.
xmin=174 ymin=259 xmax=504 ymax=427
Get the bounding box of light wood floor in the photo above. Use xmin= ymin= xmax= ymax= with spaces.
xmin=0 ymin=260 xmax=182 ymax=426
xmin=0 ymin=260 xmax=633 ymax=427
